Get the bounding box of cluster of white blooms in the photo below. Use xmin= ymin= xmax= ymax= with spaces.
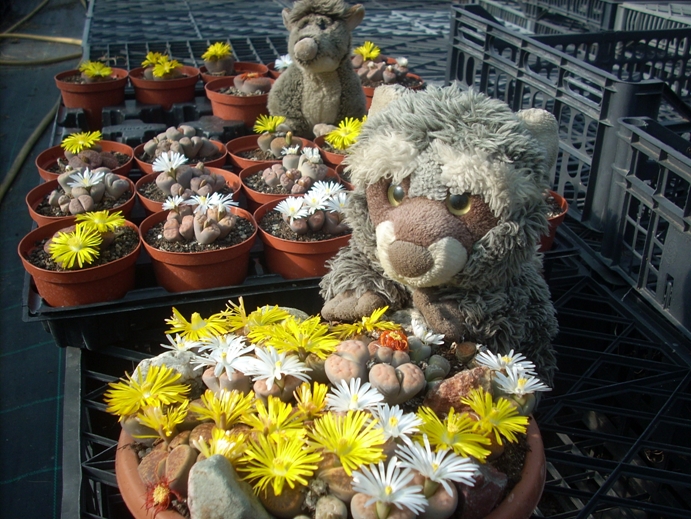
xmin=274 ymin=180 xmax=348 ymax=223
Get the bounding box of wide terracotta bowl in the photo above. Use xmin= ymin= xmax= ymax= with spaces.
xmin=205 ymin=77 xmax=275 ymax=129
xmin=128 ymin=66 xmax=200 ymax=109
xmin=26 ymin=177 xmax=137 ymax=227
xmin=36 ymin=141 xmax=134 ymax=181
xmin=200 ymin=61 xmax=270 ymax=83
xmin=225 ymin=135 xmax=317 ymax=170
xmin=133 ymin=140 xmax=227 ymax=174
xmin=135 ymin=168 xmax=242 ymax=216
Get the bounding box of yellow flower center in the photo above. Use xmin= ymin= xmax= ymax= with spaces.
xmin=384 ymin=485 xmax=393 ymax=496
xmin=190 ymin=313 xmax=208 ymax=331
xmin=388 ymin=416 xmax=398 ymax=427
xmin=272 ymin=457 xmax=287 ymax=476
xmin=275 ymin=360 xmax=282 ymax=369
xmin=153 ymin=484 xmax=169 ymax=505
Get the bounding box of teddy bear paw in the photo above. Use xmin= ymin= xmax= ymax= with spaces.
xmin=321 ymin=290 xmax=388 ymax=322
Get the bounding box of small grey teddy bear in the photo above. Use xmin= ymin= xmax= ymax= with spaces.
xmin=267 ymin=0 xmax=367 ymax=139
xmin=320 ymin=85 xmax=560 ymax=386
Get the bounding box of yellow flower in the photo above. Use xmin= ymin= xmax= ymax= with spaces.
xmin=416 ymin=406 xmax=491 ymax=462
xmin=135 ymin=401 xmax=189 ymax=442
xmin=354 ymin=41 xmax=381 ymax=61
xmin=330 ymin=306 xmax=399 ymax=339
xmin=460 ymin=388 xmax=529 ymax=445
xmin=222 ymin=297 xmax=290 ymax=335
xmin=324 ymin=116 xmax=365 ymax=151
xmin=202 ymin=42 xmax=232 ymax=62
xmin=242 ymin=395 xmax=305 ymax=440
xmin=152 ymin=58 xmax=182 ymax=78
xmin=192 ymin=426 xmax=246 ymax=462
xmin=252 ymin=316 xmax=340 ymax=360
xmin=141 ymin=51 xmax=166 ymax=68
xmin=48 ymin=224 xmax=102 ymax=269
xmin=79 ymin=61 xmax=113 ymax=78
xmin=165 ymin=307 xmax=229 ymax=340
xmin=104 ymin=365 xmax=190 ymax=419
xmin=294 ymin=381 xmax=329 ymax=420
xmin=308 ymin=410 xmax=385 ymax=475
xmin=75 ymin=210 xmax=126 ymax=233
xmin=189 ymin=389 xmax=255 ymax=430
xmin=253 ymin=114 xmax=286 ymax=134
xmin=61 ymin=130 xmax=102 ymax=154
xmin=240 ymin=434 xmax=322 ymax=496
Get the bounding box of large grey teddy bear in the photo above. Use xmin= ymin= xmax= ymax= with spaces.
xmin=320 ymin=85 xmax=559 ymax=385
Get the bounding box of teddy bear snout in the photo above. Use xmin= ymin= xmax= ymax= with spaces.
xmin=387 ymin=241 xmax=434 ymax=278
xmin=294 ymin=37 xmax=318 ymax=61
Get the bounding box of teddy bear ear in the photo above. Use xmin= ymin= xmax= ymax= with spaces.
xmin=368 ymin=84 xmax=411 ymax=116
xmin=516 ymin=108 xmax=559 ymax=174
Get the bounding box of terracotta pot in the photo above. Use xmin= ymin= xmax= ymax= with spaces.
xmin=133 ymin=140 xmax=227 ymax=175
xmin=129 ymin=66 xmax=200 ymax=109
xmin=240 ymin=162 xmax=338 ymax=213
xmin=334 ymin=164 xmax=355 ymax=191
xmin=135 ymin=168 xmax=242 ymax=216
xmin=225 ymin=134 xmax=281 ymax=169
xmin=538 ymin=190 xmax=569 ymax=252
xmin=26 ymin=177 xmax=137 ymax=227
xmin=139 ymin=208 xmax=257 ymax=292
xmin=314 ymin=135 xmax=347 ymax=167
xmin=115 ymin=416 xmax=544 ymax=519
xmin=205 ymin=77 xmax=274 ymax=129
xmin=18 ymin=217 xmax=141 ymax=307
xmin=54 ymin=68 xmax=129 ymax=129
xmin=200 ymin=61 xmax=270 ymax=83
xmin=266 ymin=62 xmax=281 ymax=79
xmin=363 ymin=72 xmax=425 ymax=110
xmin=254 ymin=198 xmax=350 ymax=279
xmin=36 ymin=141 xmax=135 ymax=181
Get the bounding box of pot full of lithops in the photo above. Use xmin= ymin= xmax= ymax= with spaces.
xmin=135 ymin=151 xmax=241 ymax=216
xmin=138 ymin=191 xmax=257 ymax=293
xmin=313 ymin=115 xmax=366 ymax=171
xmin=253 ymin=180 xmax=351 ymax=279
xmin=54 ymin=60 xmax=129 ymax=130
xmin=27 ymin=164 xmax=136 ymax=227
xmin=351 ymin=41 xmax=424 ymax=109
xmin=205 ymin=73 xmax=274 ymax=129
xmin=134 ymin=125 xmax=227 ymax=174
xmin=108 ymin=299 xmax=549 ymax=519
xmin=240 ymin=138 xmax=335 ymax=212
xmin=199 ymin=41 xmax=269 ymax=83
xmin=36 ymin=130 xmax=134 ymax=181
xmin=129 ymin=52 xmax=200 ymax=109
xmin=18 ymin=210 xmax=141 ymax=307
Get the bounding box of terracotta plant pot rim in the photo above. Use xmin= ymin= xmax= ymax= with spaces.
xmin=35 ymin=141 xmax=135 ymax=181
xmin=115 ymin=418 xmax=545 ymax=519
xmin=133 ymin=140 xmax=228 ymax=174
xmin=362 ymin=72 xmax=425 ymax=96
xmin=314 ymin=135 xmax=346 ymax=166
xmin=225 ymin=135 xmax=281 ymax=168
xmin=205 ymin=76 xmax=274 ymax=106
xmin=200 ymin=61 xmax=270 ymax=83
xmin=128 ymin=66 xmax=200 ymax=89
xmin=54 ymin=68 xmax=129 ymax=92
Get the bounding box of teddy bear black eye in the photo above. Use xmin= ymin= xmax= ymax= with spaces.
xmin=446 ymin=192 xmax=472 ymax=215
xmin=387 ymin=184 xmax=405 ymax=207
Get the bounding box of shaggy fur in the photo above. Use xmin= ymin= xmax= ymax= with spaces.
xmin=267 ymin=0 xmax=367 ymax=138
xmin=320 ymin=86 xmax=559 ymax=385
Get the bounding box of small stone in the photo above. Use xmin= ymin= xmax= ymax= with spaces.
xmin=456 ymin=463 xmax=507 ymax=519
xmin=188 ymin=455 xmax=272 ymax=519
xmin=422 ymin=366 xmax=492 ymax=416
xmin=315 ymin=494 xmax=348 ymax=519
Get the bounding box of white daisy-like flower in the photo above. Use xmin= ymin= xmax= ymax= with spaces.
xmin=195 ymin=334 xmax=255 ymax=379
xmin=160 ymin=333 xmax=203 ymax=352
xmin=281 ymin=144 xmax=301 ymax=156
xmin=396 ymin=435 xmax=477 ymax=495
xmin=372 ymin=404 xmax=421 ymax=445
xmin=162 ymin=195 xmax=187 ymax=212
xmin=493 ymin=366 xmax=551 ymax=396
xmin=207 ymin=192 xmax=238 ymax=213
xmin=396 ymin=57 xmax=409 ymax=68
xmin=311 ymin=180 xmax=345 ymax=199
xmin=152 ymin=151 xmax=188 ymax=173
xmin=67 ymin=168 xmax=105 ymax=188
xmin=474 ymin=349 xmax=537 ymax=375
xmin=324 ymin=192 xmax=348 ymax=214
xmin=326 ymin=378 xmax=384 ymax=412
xmin=274 ymin=54 xmax=293 ymax=71
xmin=185 ymin=193 xmax=212 ymax=214
xmin=275 ymin=197 xmax=309 ymax=222
xmin=301 ymin=147 xmax=322 ymax=164
xmin=351 ymin=456 xmax=427 ymax=514
xmin=411 ymin=319 xmax=445 ymax=347
xmin=302 ymin=190 xmax=328 ymax=214
xmin=243 ymin=346 xmax=311 ymax=390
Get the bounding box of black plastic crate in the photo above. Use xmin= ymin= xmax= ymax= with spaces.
xmin=60 ymin=243 xmax=691 ymax=519
xmin=520 ymin=0 xmax=654 ymax=31
xmin=446 ymin=5 xmax=691 ymax=233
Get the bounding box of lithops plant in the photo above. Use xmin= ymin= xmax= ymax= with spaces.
xmin=52 ymin=168 xmax=130 ymax=215
xmin=162 ymin=191 xmax=239 ymax=246
xmin=351 ymin=41 xmax=410 ymax=86
xmin=298 ymin=147 xmax=329 ymax=180
xmin=143 ymin=125 xmax=219 ymax=163
xmin=233 ymin=72 xmax=272 ymax=94
xmin=78 ymin=60 xmax=116 ymax=83
xmin=152 ymin=151 xmax=226 ymax=200
xmin=274 ymin=181 xmax=349 ymax=235
xmin=59 ymin=130 xmax=121 ymax=173
xmin=141 ymin=51 xmax=184 ymax=80
xmin=201 ymin=41 xmax=235 ymax=76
